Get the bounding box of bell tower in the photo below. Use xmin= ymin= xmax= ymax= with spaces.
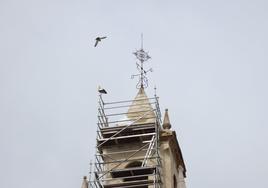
xmin=81 ymin=38 xmax=187 ymax=188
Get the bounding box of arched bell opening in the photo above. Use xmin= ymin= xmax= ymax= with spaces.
xmin=173 ymin=174 xmax=177 ymax=188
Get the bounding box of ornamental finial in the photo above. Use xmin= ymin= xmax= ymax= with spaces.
xmin=131 ymin=34 xmax=153 ymax=89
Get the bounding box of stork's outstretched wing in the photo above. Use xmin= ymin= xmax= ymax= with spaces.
xmin=94 ymin=40 xmax=99 ymax=47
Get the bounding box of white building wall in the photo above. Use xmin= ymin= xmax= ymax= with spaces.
xmin=160 ymin=140 xmax=186 ymax=188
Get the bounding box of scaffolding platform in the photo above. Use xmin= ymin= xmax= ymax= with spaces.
xmin=97 ymin=123 xmax=157 ymax=147
xmin=103 ymin=180 xmax=156 ymax=188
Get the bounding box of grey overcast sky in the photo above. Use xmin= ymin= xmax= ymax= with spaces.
xmin=1 ymin=0 xmax=268 ymax=187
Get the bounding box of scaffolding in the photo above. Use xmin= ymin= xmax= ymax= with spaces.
xmin=89 ymin=92 xmax=162 ymax=188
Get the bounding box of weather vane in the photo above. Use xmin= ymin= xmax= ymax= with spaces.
xmin=131 ymin=34 xmax=153 ymax=89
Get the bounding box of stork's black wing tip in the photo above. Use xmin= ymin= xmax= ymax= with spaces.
xmin=94 ymin=41 xmax=98 ymax=47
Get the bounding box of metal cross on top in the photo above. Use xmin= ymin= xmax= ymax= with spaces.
xmin=131 ymin=34 xmax=153 ymax=89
